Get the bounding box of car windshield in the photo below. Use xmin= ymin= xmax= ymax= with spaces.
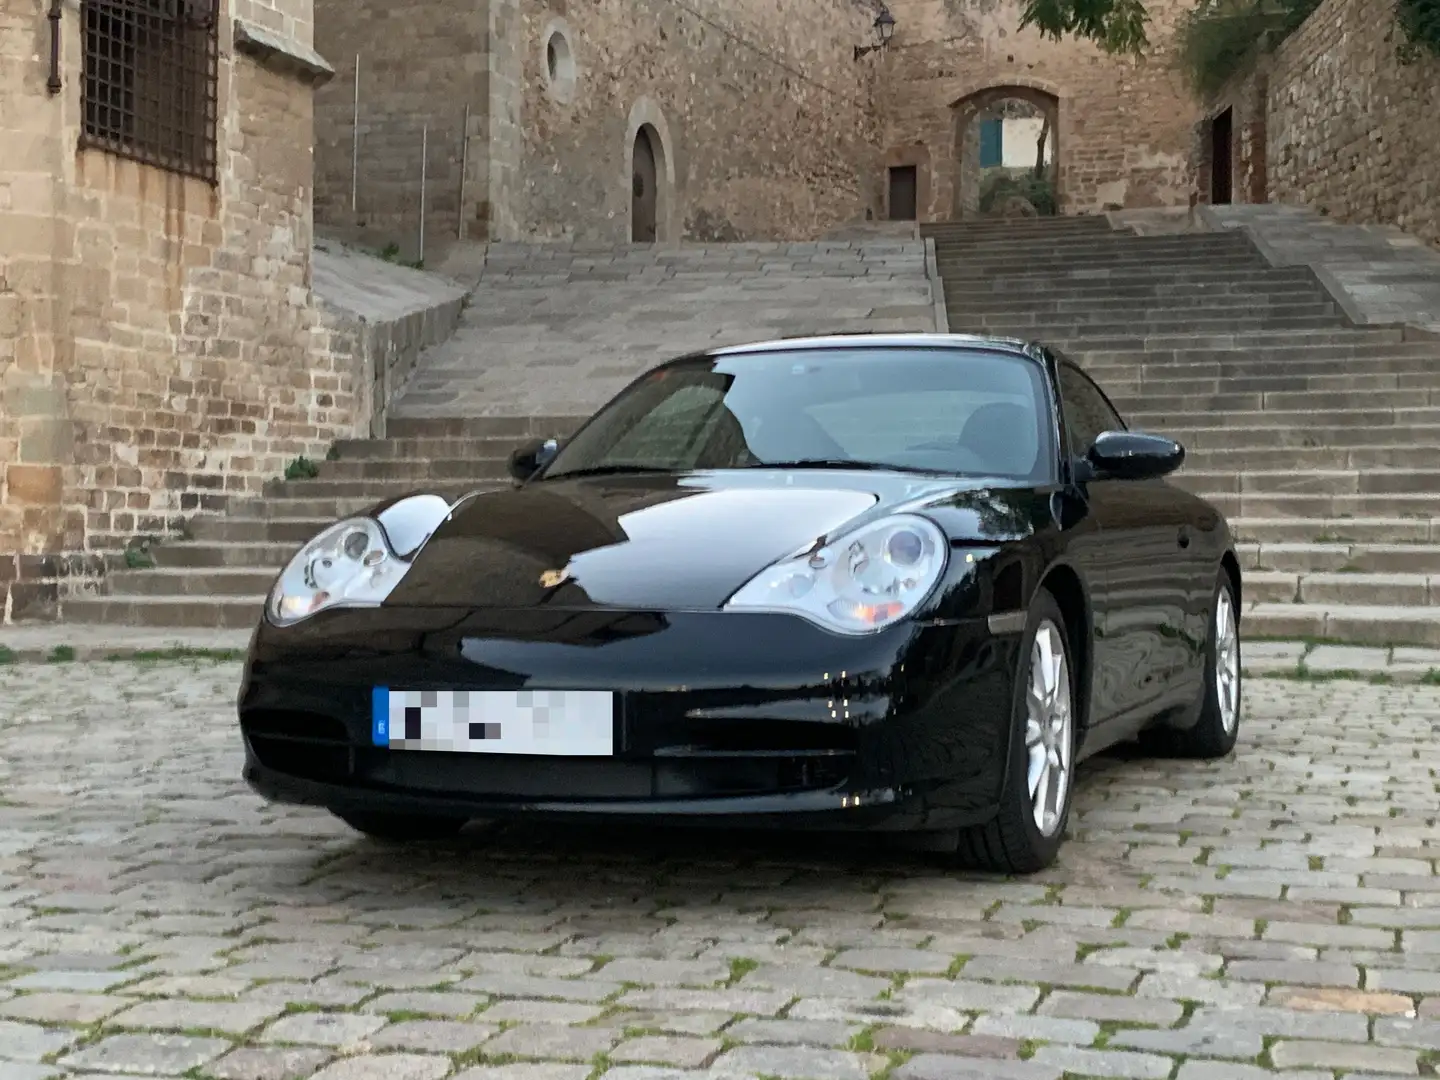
xmin=541 ymin=345 xmax=1056 ymax=484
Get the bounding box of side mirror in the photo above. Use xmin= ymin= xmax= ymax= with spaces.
xmin=1083 ymin=430 xmax=1185 ymax=481
xmin=507 ymin=437 xmax=561 ymax=483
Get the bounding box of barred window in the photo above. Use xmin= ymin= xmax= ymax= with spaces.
xmin=80 ymin=0 xmax=220 ymax=183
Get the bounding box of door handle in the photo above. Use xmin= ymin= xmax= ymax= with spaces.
xmin=1177 ymin=527 xmax=1191 ymax=549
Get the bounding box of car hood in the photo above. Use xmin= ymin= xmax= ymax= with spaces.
xmin=381 ymin=470 xmax=1038 ymax=611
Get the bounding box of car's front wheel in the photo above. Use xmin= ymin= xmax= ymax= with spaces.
xmin=1149 ymin=570 xmax=1242 ymax=760
xmin=956 ymin=587 xmax=1077 ymax=875
xmin=333 ymin=810 xmax=468 ymax=842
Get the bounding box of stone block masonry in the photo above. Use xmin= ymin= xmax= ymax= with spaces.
xmin=1200 ymin=0 xmax=1440 ymax=246
xmin=0 ymin=0 xmax=383 ymax=621
xmin=395 ymin=238 xmax=937 ymax=417
xmin=313 ymin=0 xmax=885 ymax=245
xmin=881 ymin=0 xmax=1202 ymax=219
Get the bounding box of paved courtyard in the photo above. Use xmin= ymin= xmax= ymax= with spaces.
xmin=0 ymin=661 xmax=1438 ymax=1080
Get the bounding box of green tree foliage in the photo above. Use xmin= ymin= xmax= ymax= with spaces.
xmin=1397 ymin=0 xmax=1440 ymax=61
xmin=1020 ymin=0 xmax=1440 ymax=65
xmin=1175 ymin=0 xmax=1321 ymax=98
xmin=1018 ymin=0 xmax=1153 ymax=54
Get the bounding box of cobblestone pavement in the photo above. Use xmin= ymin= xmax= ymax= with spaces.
xmin=1 ymin=661 xmax=1439 ymax=1080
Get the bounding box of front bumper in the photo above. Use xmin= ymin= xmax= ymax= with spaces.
xmin=239 ymin=607 xmax=1021 ymax=832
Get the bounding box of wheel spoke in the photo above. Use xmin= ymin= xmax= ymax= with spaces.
xmin=1028 ymin=742 xmax=1046 ymax=797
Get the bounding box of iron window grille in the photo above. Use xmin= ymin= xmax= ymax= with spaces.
xmin=80 ymin=0 xmax=220 ymax=184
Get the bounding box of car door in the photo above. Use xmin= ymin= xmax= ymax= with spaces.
xmin=1055 ymin=359 xmax=1194 ymax=726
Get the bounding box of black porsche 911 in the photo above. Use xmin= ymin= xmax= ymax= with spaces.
xmin=239 ymin=333 xmax=1242 ymax=874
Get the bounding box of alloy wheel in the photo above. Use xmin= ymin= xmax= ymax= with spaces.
xmin=1024 ymin=620 xmax=1072 ymax=838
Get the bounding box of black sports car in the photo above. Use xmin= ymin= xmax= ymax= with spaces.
xmin=239 ymin=333 xmax=1242 ymax=874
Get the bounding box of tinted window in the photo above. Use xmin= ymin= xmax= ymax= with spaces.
xmin=1058 ymin=363 xmax=1125 ymax=457
xmin=543 ymin=346 xmax=1056 ymax=483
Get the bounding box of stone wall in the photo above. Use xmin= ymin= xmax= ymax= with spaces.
xmin=311 ymin=0 xmax=485 ymax=242
xmin=1193 ymin=60 xmax=1269 ymax=207
xmin=504 ymin=0 xmax=883 ymax=243
xmin=1263 ymin=0 xmax=1440 ymax=245
xmin=0 ymin=0 xmax=363 ymax=621
xmin=880 ymin=0 xmax=1200 ymax=219
xmin=313 ymin=0 xmax=884 ymax=244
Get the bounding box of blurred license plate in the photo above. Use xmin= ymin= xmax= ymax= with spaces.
xmin=371 ymin=689 xmax=615 ymax=756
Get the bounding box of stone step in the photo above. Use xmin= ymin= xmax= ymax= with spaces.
xmin=947 ymin=285 xmax=1335 ymax=311
xmin=936 ymin=251 xmax=1267 ymax=274
xmin=332 ymin=436 xmax=540 ymax=460
xmin=187 ymin=516 xmax=334 ymax=544
xmin=1178 ymin=445 xmax=1440 ymax=472
xmin=1231 ymin=518 xmax=1440 ymax=544
xmin=941 ymin=268 xmax=1328 ymax=297
xmin=1114 ymin=388 xmax=1440 ymax=414
xmin=938 ymin=267 xmax=1319 ymax=289
xmin=969 ymin=315 xmax=1350 ymax=338
xmin=1099 ymin=370 xmax=1440 ymax=396
xmin=1199 ymin=491 xmax=1440 ymax=518
xmin=1053 ymin=327 xmax=1408 ymax=350
xmin=151 ymin=541 xmax=296 ymax=569
xmin=313 ymin=458 xmax=511 ymax=481
xmin=103 ymin=567 xmax=279 ymax=598
xmin=385 ymin=415 xmax=586 ymax=440
xmin=1167 ymin=424 xmax=1440 ymax=450
xmin=952 ymin=297 xmax=1339 ymax=319
xmin=1244 ymin=570 xmax=1439 ymax=607
xmin=931 ymin=232 xmax=1255 ymax=254
xmin=922 ymin=216 xmax=1116 ymax=232
xmin=1132 ymin=405 xmax=1440 ymax=429
xmin=1085 ymin=354 xmax=1440 ymax=386
xmin=1243 ymin=603 xmax=1440 ymax=648
xmin=61 ymin=596 xmax=265 ymax=630
xmin=254 ymin=478 xmax=507 ymax=503
xmin=938 ymin=261 xmax=1278 ymax=284
xmin=236 ymin=492 xmax=500 ymax=520
xmin=1172 ymin=469 xmax=1440 ymax=496
xmin=1239 ymin=542 xmax=1440 ymax=575
xmin=960 ymin=302 xmax=1343 ymax=326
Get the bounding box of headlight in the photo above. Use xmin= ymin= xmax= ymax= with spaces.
xmin=267 ymin=516 xmax=413 ymax=627
xmin=724 ymin=514 xmax=948 ymax=634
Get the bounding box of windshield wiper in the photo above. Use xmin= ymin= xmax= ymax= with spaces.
xmin=748 ymin=458 xmax=947 ymax=475
xmin=541 ymin=464 xmax=680 ymax=480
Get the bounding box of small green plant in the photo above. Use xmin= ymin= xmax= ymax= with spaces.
xmin=47 ymin=645 xmax=75 ymax=664
xmin=980 ymin=170 xmax=1058 ymax=216
xmin=284 ymin=456 xmax=320 ymax=481
xmin=378 ymin=242 xmax=401 ymax=261
xmin=0 ymin=646 xmax=15 ymax=665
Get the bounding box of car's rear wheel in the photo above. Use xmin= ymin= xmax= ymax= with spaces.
xmin=333 ymin=810 xmax=468 ymax=842
xmin=956 ymin=588 xmax=1076 ymax=875
xmin=1150 ymin=570 xmax=1242 ymax=760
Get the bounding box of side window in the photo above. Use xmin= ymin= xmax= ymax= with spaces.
xmin=1058 ymin=363 xmax=1125 ymax=458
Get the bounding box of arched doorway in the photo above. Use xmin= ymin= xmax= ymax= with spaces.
xmin=950 ymin=85 xmax=1060 ymax=220
xmin=631 ymin=126 xmax=659 ymax=243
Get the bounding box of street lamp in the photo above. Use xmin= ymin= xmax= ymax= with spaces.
xmin=854 ymin=6 xmax=896 ymax=60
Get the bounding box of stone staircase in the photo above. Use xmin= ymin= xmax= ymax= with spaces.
xmin=62 ymin=416 xmax=584 ymax=629
xmin=54 ymin=220 xmax=1440 ymax=646
xmin=925 ymin=216 xmax=1440 ymax=646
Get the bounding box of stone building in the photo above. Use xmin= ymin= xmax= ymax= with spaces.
xmin=311 ymin=0 xmax=1206 ymax=245
xmin=312 ymin=0 xmax=887 ymax=244
xmin=878 ymin=0 xmax=1199 ymax=223
xmin=0 ymin=0 xmax=354 ymax=619
xmin=1195 ymin=0 xmax=1440 ymax=246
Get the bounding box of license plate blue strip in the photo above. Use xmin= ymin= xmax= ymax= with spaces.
xmin=372 ymin=687 xmax=390 ymax=746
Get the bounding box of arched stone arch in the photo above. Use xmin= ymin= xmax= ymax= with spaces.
xmin=623 ymin=97 xmax=678 ymax=244
xmin=949 ymin=83 xmax=1062 ymax=219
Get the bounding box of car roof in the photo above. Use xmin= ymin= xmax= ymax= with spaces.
xmin=706 ymin=332 xmax=1038 ymax=359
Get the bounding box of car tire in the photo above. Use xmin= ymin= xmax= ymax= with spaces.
xmin=1149 ymin=570 xmax=1242 ymax=760
xmin=956 ymin=587 xmax=1077 ymax=875
xmin=333 ymin=810 xmax=468 ymax=842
